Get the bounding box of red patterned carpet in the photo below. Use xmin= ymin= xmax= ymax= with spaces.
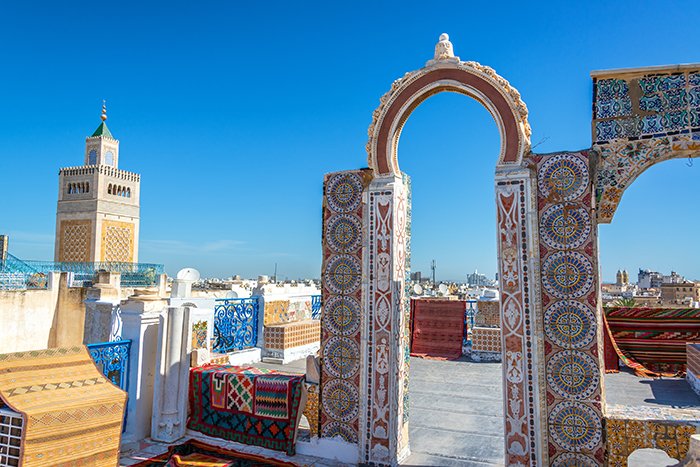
xmin=131 ymin=439 xmax=298 ymax=466
xmin=410 ymin=299 xmax=465 ymax=360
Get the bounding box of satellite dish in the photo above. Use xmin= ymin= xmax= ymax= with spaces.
xmin=225 ymin=290 xmax=239 ymax=299
xmin=413 ymin=284 xmax=423 ymax=295
xmin=438 ymin=283 xmax=448 ymax=295
xmin=176 ymin=268 xmax=200 ymax=282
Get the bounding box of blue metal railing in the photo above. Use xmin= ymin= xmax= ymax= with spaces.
xmin=87 ymin=339 xmax=131 ymax=430
xmin=0 ymin=253 xmax=163 ymax=289
xmin=311 ymin=295 xmax=322 ymax=320
xmin=463 ymin=300 xmax=478 ymax=350
xmin=213 ymin=298 xmax=259 ymax=353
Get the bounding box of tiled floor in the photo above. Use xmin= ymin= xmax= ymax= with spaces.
xmin=119 ymin=359 xmax=700 ymax=466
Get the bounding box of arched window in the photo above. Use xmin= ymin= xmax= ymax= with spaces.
xmin=105 ymin=151 xmax=114 ymax=166
xmin=126 ymin=187 xmax=131 ymax=198
xmin=88 ymin=149 xmax=97 ymax=165
xmin=108 ymin=184 xmax=112 ymax=194
xmin=85 ymin=182 xmax=89 ymax=193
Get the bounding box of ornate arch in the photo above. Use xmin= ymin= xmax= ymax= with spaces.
xmin=366 ymin=50 xmax=531 ymax=177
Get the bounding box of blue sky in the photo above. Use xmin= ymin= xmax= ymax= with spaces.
xmin=1 ymin=1 xmax=699 ymax=281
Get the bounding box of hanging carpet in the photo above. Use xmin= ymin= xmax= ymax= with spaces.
xmin=410 ymin=298 xmax=465 ymax=360
xmin=0 ymin=346 xmax=127 ymax=467
xmin=188 ymin=365 xmax=306 ymax=456
xmin=130 ymin=438 xmax=299 ymax=466
xmin=603 ymin=307 xmax=700 ymax=377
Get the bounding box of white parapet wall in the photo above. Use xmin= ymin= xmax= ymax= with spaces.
xmin=0 ymin=272 xmax=87 ymax=353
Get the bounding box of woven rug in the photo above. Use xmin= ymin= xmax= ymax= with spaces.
xmin=410 ymin=299 xmax=465 ymax=360
xmin=604 ymin=307 xmax=700 ymax=377
xmin=0 ymin=346 xmax=127 ymax=466
xmin=131 ymin=438 xmax=298 ymax=466
xmin=188 ymin=365 xmax=305 ymax=456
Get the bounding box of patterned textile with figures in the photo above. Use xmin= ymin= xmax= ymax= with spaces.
xmin=603 ymin=307 xmax=700 ymax=377
xmin=188 ymin=365 xmax=305 ymax=455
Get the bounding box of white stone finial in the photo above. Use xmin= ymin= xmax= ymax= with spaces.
xmin=434 ymin=32 xmax=455 ymax=60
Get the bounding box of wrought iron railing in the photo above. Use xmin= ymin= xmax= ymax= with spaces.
xmin=213 ymin=297 xmax=259 ymax=353
xmin=311 ymin=294 xmax=322 ymax=320
xmin=464 ymin=300 xmax=478 ymax=348
xmin=0 ymin=253 xmax=163 ymax=289
xmin=87 ymin=339 xmax=131 ymax=430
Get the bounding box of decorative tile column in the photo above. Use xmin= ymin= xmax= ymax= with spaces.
xmin=535 ymin=152 xmax=604 ymax=466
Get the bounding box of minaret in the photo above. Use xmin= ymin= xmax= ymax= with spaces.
xmin=54 ymin=104 xmax=141 ymax=263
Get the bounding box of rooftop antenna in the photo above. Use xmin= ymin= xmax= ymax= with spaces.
xmin=273 ymin=262 xmax=278 ymax=283
xmin=431 ymin=259 xmax=436 ymax=285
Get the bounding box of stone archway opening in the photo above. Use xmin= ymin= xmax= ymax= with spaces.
xmin=394 ymin=92 xmax=505 ymax=466
xmin=319 ymin=34 xmax=539 ymax=467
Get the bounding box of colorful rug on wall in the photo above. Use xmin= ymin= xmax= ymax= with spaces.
xmin=0 ymin=346 xmax=127 ymax=467
xmin=410 ymin=299 xmax=466 ymax=360
xmin=604 ymin=307 xmax=700 ymax=377
xmin=130 ymin=439 xmax=299 ymax=466
xmin=188 ymin=365 xmax=305 ymax=456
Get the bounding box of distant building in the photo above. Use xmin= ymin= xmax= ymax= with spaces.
xmin=466 ymin=270 xmax=496 ymax=287
xmin=54 ymin=104 xmax=140 ymax=262
xmin=410 ymin=271 xmax=422 ymax=282
xmin=638 ymin=269 xmax=664 ymax=289
xmin=615 ymin=269 xmax=630 ymax=286
xmin=661 ymin=281 xmax=700 ymax=305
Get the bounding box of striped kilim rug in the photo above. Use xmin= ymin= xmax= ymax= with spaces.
xmin=131 ymin=438 xmax=298 ymax=466
xmin=0 ymin=346 xmax=127 ymax=466
xmin=604 ymin=307 xmax=700 ymax=377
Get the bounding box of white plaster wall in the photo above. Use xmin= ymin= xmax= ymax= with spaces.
xmin=0 ymin=288 xmax=60 ymax=354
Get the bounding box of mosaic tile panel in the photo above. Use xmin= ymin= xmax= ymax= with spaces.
xmin=471 ymin=326 xmax=502 ymax=353
xmin=319 ymin=170 xmax=369 ymax=446
xmin=595 ymin=134 xmax=700 ymax=223
xmin=536 ymin=151 xmax=603 ymax=466
xmin=605 ymin=418 xmax=696 ymax=467
xmin=593 ymin=70 xmax=700 ymax=145
xmin=264 ymin=300 xmax=290 ymax=326
xmin=593 ymin=67 xmax=700 ymax=224
xmin=263 ymin=320 xmax=320 ymax=350
xmin=474 ymin=300 xmax=500 ymax=327
xmin=302 ymin=384 xmax=320 ymax=438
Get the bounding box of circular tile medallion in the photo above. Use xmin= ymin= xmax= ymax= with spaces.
xmin=324 ymin=254 xmax=361 ymax=294
xmin=538 ymin=154 xmax=589 ymax=202
xmin=542 ymin=251 xmax=594 ymax=299
xmin=322 ymin=379 xmax=359 ymax=423
xmin=323 ymin=336 xmax=360 ymax=378
xmin=324 ymin=295 xmax=361 ymax=336
xmin=321 ymin=420 xmax=357 ymax=443
xmin=539 ymin=204 xmax=591 ymax=250
xmin=326 ymin=213 xmax=362 ymax=252
xmin=326 ymin=173 xmax=363 ymax=213
xmin=546 ymin=350 xmax=600 ymax=400
xmin=544 ymin=300 xmax=596 ymax=349
xmin=551 ymin=453 xmax=598 ymax=467
xmin=548 ymin=401 xmax=602 ymax=451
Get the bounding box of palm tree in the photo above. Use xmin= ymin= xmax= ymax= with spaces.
xmin=611 ymin=297 xmax=636 ymax=307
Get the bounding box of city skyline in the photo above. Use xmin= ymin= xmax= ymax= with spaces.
xmin=1 ymin=2 xmax=699 ymax=281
